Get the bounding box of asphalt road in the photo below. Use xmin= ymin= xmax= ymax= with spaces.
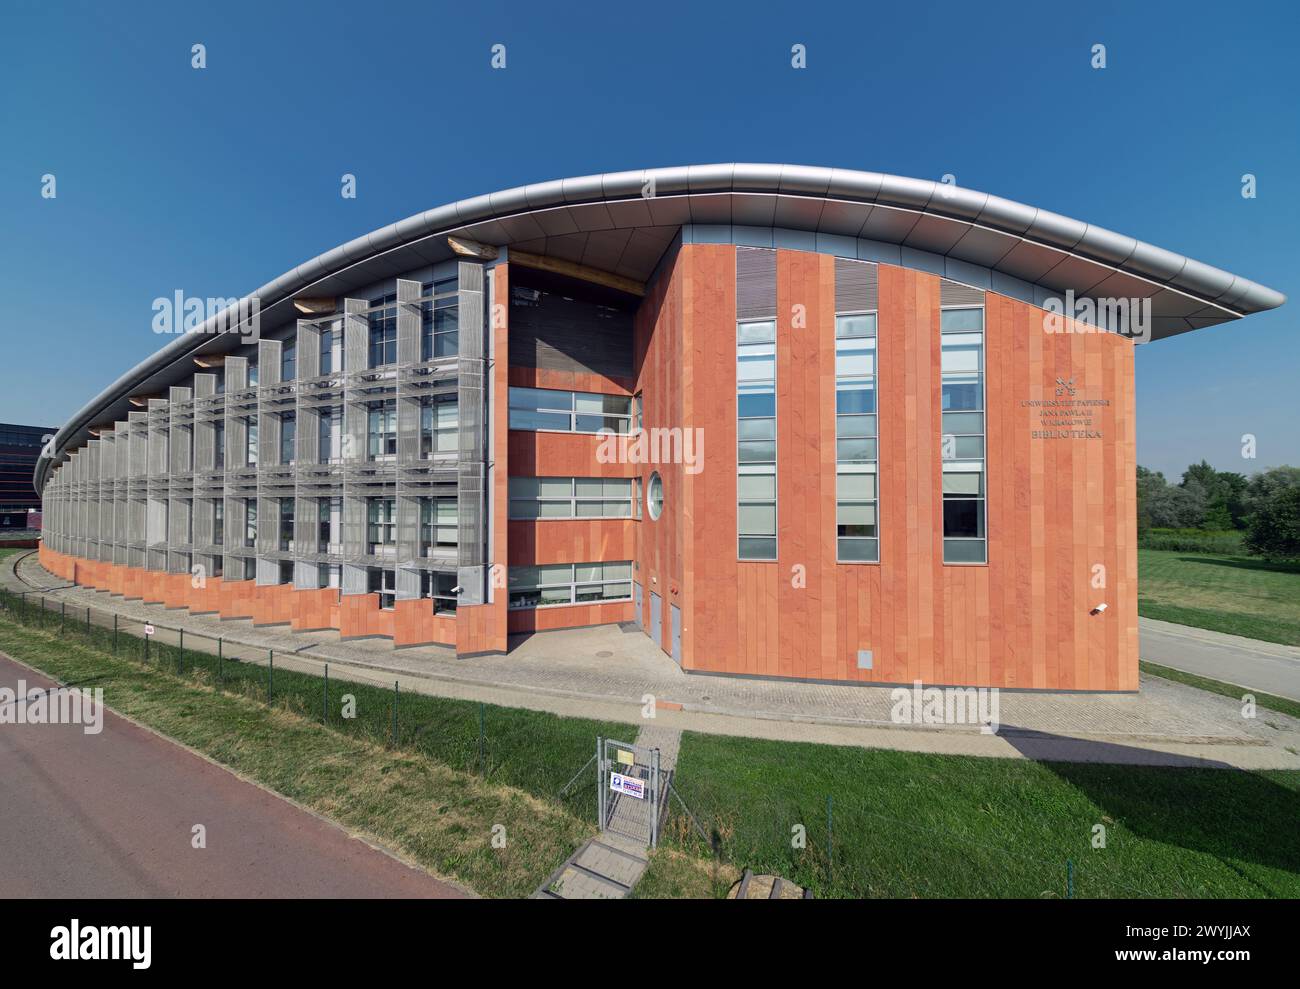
xmin=1140 ymin=617 xmax=1300 ymax=701
xmin=0 ymin=653 xmax=468 ymax=898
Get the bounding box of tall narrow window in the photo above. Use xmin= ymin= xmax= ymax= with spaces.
xmin=280 ymin=412 xmax=296 ymax=465
xmin=367 ymin=497 xmax=396 ymax=556
xmin=940 ymin=306 xmax=986 ymax=563
xmin=737 ymin=319 xmax=777 ymax=560
xmin=836 ymin=312 xmax=878 ymax=561
xmin=420 ymin=395 xmax=458 ymax=458
xmin=368 ymin=293 xmax=397 ymax=367
xmin=367 ymin=399 xmax=397 ymax=459
xmin=421 ymin=277 xmax=459 ymax=360
xmin=278 ymin=497 xmax=294 ymax=552
xmin=245 ymin=498 xmax=257 ymax=548
xmin=280 ymin=340 xmax=296 ymax=382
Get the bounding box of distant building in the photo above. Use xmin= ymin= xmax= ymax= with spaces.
xmin=0 ymin=423 xmax=54 ymax=528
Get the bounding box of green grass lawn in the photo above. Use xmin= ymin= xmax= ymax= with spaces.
xmin=1138 ymin=548 xmax=1300 ymax=646
xmin=651 ymin=732 xmax=1300 ymax=899
xmin=0 ymin=592 xmax=633 ymax=898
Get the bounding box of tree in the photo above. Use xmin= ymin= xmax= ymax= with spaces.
xmin=1136 ymin=466 xmax=1165 ymax=535
xmin=1147 ymin=483 xmax=1206 ymax=529
xmin=1244 ymin=466 xmax=1300 ymax=519
xmin=1244 ymin=485 xmax=1300 ymax=560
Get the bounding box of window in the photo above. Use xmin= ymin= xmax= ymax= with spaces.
xmin=420 ymin=278 xmax=459 ymax=360
xmin=508 ymin=476 xmax=637 ymax=519
xmin=318 ymin=407 xmax=342 ymax=463
xmin=419 ymin=497 xmax=458 ymax=556
xmin=647 ymin=472 xmax=664 ymax=521
xmin=420 ymin=395 xmax=458 ymax=458
xmin=317 ymin=497 xmax=341 ymax=552
xmin=367 ymin=293 xmax=397 ymax=367
xmin=213 ymin=421 xmax=224 ymax=469
xmin=319 ymin=325 xmax=341 ymax=376
xmin=420 ymin=570 xmax=459 ymax=615
xmin=280 ymin=412 xmax=296 ymax=465
xmin=367 ymin=399 xmax=397 ymax=459
xmin=278 ymin=560 xmax=294 ymax=586
xmin=246 ymin=417 xmax=258 ymax=466
xmin=508 ymin=387 xmax=632 ymax=434
xmin=244 ymin=498 xmax=257 ymax=548
xmin=280 ymin=340 xmax=296 ymax=382
xmin=213 ymin=500 xmax=223 ymax=546
xmin=737 ymin=319 xmax=777 ymax=560
xmin=367 ymin=567 xmax=395 ymax=610
xmin=366 ymin=497 xmax=396 ymax=556
xmin=836 ymin=312 xmax=879 ymax=562
xmin=247 ymin=362 xmax=258 ymax=387
xmin=507 ymin=561 xmax=633 ymax=610
xmin=278 ymin=498 xmax=294 ymax=552
xmin=941 ymin=307 xmax=987 ymax=564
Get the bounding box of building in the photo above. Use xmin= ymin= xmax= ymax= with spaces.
xmin=1 ymin=423 xmax=55 ymax=529
xmin=35 ymin=165 xmax=1284 ymax=691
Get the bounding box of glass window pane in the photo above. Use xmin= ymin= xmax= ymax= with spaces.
xmin=835 ymin=314 xmax=876 ymax=338
xmin=942 ymin=412 xmax=984 ymax=434
xmin=538 ymin=501 xmax=572 ymax=518
xmin=738 ymin=536 xmax=777 ymax=560
xmin=509 ymin=500 xmax=541 ymax=519
xmin=737 ymin=355 xmax=776 ymax=382
xmin=575 ymin=501 xmax=608 ymax=516
xmin=941 ymin=340 xmax=982 ymax=373
xmin=738 ymin=320 xmax=776 ymax=344
xmin=942 ymin=470 xmax=984 ymax=496
xmin=836 ymin=414 xmax=875 ymax=438
xmin=837 ymin=501 xmax=877 ymax=527
xmin=836 ymin=437 xmax=877 ymax=462
xmin=604 ymin=562 xmax=632 ymax=580
xmin=738 ymin=440 xmax=776 ymax=463
xmin=574 ymin=478 xmax=604 ymax=497
xmin=574 ymin=564 xmax=603 ymax=583
xmin=836 ymin=382 xmax=876 ymax=414
xmin=737 ymin=417 xmax=776 ymax=441
xmin=941 ymin=308 xmax=984 ymax=332
xmin=738 ymin=503 xmax=776 ymax=535
xmin=838 ymin=537 xmax=879 ymax=562
xmin=510 ymin=410 xmax=570 ymax=431
xmin=604 ymin=478 xmax=631 ymax=498
xmin=574 ymin=392 xmax=630 ymax=415
xmin=941 ymin=377 xmax=982 ymax=411
xmin=508 ymin=476 xmax=540 ymax=498
xmin=538 ymin=586 xmax=573 ymax=606
xmin=737 ymin=390 xmax=776 ymax=418
xmin=738 ymin=474 xmax=775 ymax=500
xmin=576 ymin=414 xmax=628 ymax=433
xmin=944 ymin=539 xmax=987 ymax=564
xmin=942 ymin=499 xmax=985 ymax=538
xmin=837 ymin=472 xmax=876 ymax=500
xmin=946 ymin=435 xmax=984 ymax=459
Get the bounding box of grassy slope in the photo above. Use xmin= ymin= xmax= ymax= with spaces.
xmin=648 ymin=732 xmax=1300 ymax=899
xmin=0 ymin=611 xmax=634 ymax=898
xmin=1138 ymin=548 xmax=1300 ymax=646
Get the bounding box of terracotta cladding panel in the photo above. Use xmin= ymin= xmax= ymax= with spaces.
xmin=657 ymin=246 xmax=1136 ymax=690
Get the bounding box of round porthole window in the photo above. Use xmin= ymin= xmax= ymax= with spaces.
xmin=647 ymin=471 xmax=664 ymax=521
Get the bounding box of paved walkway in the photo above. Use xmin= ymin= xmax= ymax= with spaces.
xmin=8 ymin=551 xmax=1300 ymax=770
xmin=0 ymin=652 xmax=468 ymax=898
xmin=1140 ymin=616 xmax=1300 ymax=701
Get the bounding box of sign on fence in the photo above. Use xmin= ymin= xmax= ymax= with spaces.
xmin=610 ymin=772 xmax=645 ymax=799
xmin=143 ymin=624 xmax=155 ymax=637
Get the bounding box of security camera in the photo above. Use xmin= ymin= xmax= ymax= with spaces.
xmin=1090 ymin=602 xmax=1108 ymax=615
xmin=451 ymin=585 xmax=463 ymax=594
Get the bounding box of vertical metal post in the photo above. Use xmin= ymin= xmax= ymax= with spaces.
xmin=267 ymin=649 xmax=273 ymax=702
xmin=323 ymin=663 xmax=328 ymax=723
xmin=60 ymin=600 xmax=65 ymax=634
xmin=651 ymin=748 xmax=661 ymax=848
xmin=144 ymin=628 xmax=149 ymax=664
xmin=596 ymin=736 xmax=605 ymax=832
xmin=392 ymin=681 xmax=398 ymax=746
xmin=1067 ymin=859 xmax=1074 ymax=899
xmin=86 ymin=607 xmax=91 ymax=634
xmin=178 ymin=628 xmax=185 ymax=674
xmin=113 ymin=613 xmax=118 ymax=654
xmin=217 ymin=637 xmax=223 ymax=687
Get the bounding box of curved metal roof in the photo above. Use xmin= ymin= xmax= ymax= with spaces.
xmin=36 ymin=163 xmax=1285 ymax=491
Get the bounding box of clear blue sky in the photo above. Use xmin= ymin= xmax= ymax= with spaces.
xmin=2 ymin=0 xmax=1295 ymax=481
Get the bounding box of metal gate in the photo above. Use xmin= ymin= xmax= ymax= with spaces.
xmin=596 ymin=736 xmax=663 ymax=847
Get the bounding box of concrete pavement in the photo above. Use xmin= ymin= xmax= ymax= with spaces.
xmin=1140 ymin=616 xmax=1300 ymax=701
xmin=0 ymin=653 xmax=468 ymax=898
